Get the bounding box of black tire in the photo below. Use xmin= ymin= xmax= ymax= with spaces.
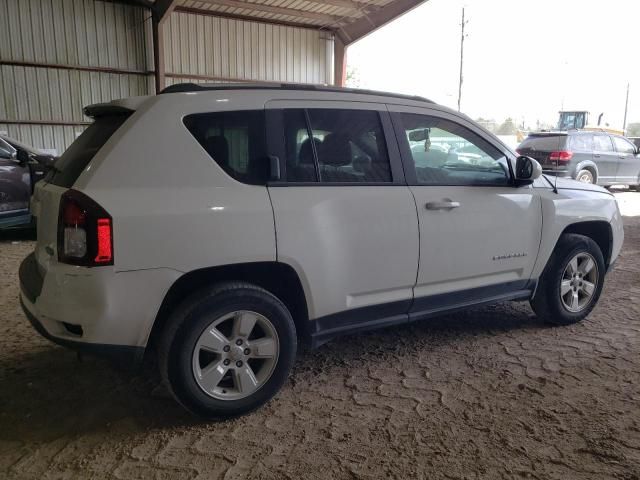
xmin=530 ymin=234 xmax=605 ymax=326
xmin=158 ymin=282 xmax=297 ymax=419
xmin=575 ymin=169 xmax=595 ymax=184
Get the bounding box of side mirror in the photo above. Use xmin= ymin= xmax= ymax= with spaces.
xmin=33 ymin=154 xmax=57 ymax=167
xmin=408 ymin=128 xmax=430 ymax=142
xmin=515 ymin=156 xmax=542 ymax=185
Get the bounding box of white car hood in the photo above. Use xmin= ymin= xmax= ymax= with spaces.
xmin=544 ymin=175 xmax=611 ymax=195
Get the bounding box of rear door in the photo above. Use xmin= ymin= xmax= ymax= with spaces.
xmin=266 ymin=100 xmax=419 ymax=332
xmin=592 ymin=134 xmax=618 ymax=183
xmin=611 ymin=135 xmax=640 ymax=183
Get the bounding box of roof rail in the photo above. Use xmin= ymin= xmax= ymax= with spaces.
xmin=160 ymin=82 xmax=434 ymax=104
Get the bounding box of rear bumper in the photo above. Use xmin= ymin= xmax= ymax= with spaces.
xmin=542 ymin=169 xmax=572 ymax=178
xmin=20 ymin=297 xmax=144 ymax=364
xmin=18 ymin=252 xmax=182 ymax=363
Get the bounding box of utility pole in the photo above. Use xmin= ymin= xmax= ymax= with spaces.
xmin=622 ymin=82 xmax=630 ymax=135
xmin=457 ymin=7 xmax=467 ymax=112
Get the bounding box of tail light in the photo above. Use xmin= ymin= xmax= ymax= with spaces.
xmin=58 ymin=190 xmax=113 ymax=266
xmin=549 ymin=150 xmax=573 ymax=164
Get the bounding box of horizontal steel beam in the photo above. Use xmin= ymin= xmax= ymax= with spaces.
xmin=190 ymin=0 xmax=345 ymax=24
xmin=0 ymin=60 xmax=153 ymax=76
xmin=174 ymin=6 xmax=330 ymax=30
xmin=0 ymin=119 xmax=92 ymax=127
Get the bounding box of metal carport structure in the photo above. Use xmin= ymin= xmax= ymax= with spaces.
xmin=0 ymin=0 xmax=425 ymax=153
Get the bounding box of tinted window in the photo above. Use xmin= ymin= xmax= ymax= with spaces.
xmin=283 ymin=109 xmax=392 ymax=183
xmin=593 ymin=135 xmax=614 ymax=152
xmin=46 ymin=114 xmax=130 ymax=188
xmin=400 ymin=113 xmax=509 ymax=186
xmin=569 ymin=134 xmax=595 ymax=152
xmin=612 ymin=136 xmax=636 ymax=154
xmin=184 ymin=110 xmax=268 ymax=185
xmin=518 ymin=135 xmax=567 ymax=151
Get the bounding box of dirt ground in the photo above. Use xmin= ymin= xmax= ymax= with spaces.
xmin=1 ymin=194 xmax=639 ymax=480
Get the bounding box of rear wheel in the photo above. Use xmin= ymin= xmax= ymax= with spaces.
xmin=576 ymin=169 xmax=594 ymax=184
xmin=159 ymin=282 xmax=297 ymax=418
xmin=531 ymin=234 xmax=605 ymax=325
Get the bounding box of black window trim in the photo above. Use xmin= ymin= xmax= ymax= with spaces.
xmin=389 ymin=110 xmax=518 ymax=188
xmin=266 ymin=107 xmax=406 ymax=187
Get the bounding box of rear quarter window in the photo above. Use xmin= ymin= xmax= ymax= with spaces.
xmin=46 ymin=114 xmax=130 ymax=188
xmin=518 ymin=135 xmax=567 ymax=151
xmin=183 ymin=110 xmax=268 ymax=185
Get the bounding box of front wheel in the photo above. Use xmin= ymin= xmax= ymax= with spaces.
xmin=159 ymin=282 xmax=297 ymax=418
xmin=531 ymin=234 xmax=605 ymax=325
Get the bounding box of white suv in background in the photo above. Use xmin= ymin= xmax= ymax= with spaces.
xmin=19 ymin=84 xmax=624 ymax=418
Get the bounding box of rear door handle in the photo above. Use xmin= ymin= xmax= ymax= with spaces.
xmin=594 ymin=154 xmax=601 ymax=158
xmin=425 ymin=199 xmax=460 ymax=210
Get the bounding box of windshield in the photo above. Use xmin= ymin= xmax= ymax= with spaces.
xmin=45 ymin=114 xmax=130 ymax=188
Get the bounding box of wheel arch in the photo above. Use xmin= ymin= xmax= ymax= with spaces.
xmin=574 ymin=160 xmax=599 ymax=182
xmin=146 ymin=262 xmax=311 ymax=353
xmin=559 ymin=221 xmax=613 ymax=268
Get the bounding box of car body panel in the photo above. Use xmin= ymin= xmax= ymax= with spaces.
xmin=19 ymin=87 xmax=625 ymax=354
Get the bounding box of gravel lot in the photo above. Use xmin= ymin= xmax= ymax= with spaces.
xmin=1 ymin=193 xmax=639 ymax=480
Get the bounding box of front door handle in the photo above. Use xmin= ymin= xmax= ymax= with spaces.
xmin=425 ymin=199 xmax=460 ymax=210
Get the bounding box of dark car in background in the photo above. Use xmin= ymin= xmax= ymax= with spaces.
xmin=0 ymin=135 xmax=56 ymax=228
xmin=516 ymin=130 xmax=640 ymax=189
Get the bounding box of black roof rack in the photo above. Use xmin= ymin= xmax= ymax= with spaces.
xmin=160 ymin=82 xmax=434 ymax=104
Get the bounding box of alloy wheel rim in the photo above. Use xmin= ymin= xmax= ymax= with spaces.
xmin=578 ymin=172 xmax=593 ymax=183
xmin=192 ymin=310 xmax=279 ymax=400
xmin=560 ymin=252 xmax=598 ymax=313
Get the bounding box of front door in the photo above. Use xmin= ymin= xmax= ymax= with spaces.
xmin=266 ymin=101 xmax=419 ymax=336
xmin=612 ymin=135 xmax=640 ymax=184
xmin=390 ymin=107 xmax=542 ymax=317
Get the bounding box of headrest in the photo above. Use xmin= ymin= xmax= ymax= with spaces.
xmin=319 ymin=133 xmax=351 ymax=166
xmin=299 ymin=137 xmax=322 ymax=165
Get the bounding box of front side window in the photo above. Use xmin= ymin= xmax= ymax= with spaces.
xmin=283 ymin=109 xmax=392 ymax=183
xmin=184 ymin=110 xmax=268 ymax=185
xmin=593 ymin=135 xmax=614 ymax=152
xmin=400 ymin=113 xmax=509 ymax=186
xmin=612 ymin=136 xmax=636 ymax=154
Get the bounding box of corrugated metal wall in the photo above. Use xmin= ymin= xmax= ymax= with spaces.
xmin=0 ymin=0 xmax=334 ymax=154
xmin=164 ymin=12 xmax=333 ymax=85
xmin=0 ymin=0 xmax=152 ymax=154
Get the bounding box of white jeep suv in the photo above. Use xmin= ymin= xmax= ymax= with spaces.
xmin=19 ymin=84 xmax=624 ymax=418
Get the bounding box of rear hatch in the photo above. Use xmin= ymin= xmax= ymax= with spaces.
xmin=31 ymin=109 xmax=132 ymax=273
xmin=517 ymin=133 xmax=568 ymax=167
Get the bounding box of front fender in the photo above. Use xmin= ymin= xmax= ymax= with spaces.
xmin=531 ymin=187 xmax=623 ymax=279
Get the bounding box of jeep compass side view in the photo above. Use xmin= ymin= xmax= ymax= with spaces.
xmin=19 ymin=84 xmax=624 ymax=418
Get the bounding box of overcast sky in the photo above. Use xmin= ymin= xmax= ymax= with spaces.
xmin=347 ymin=0 xmax=640 ymax=129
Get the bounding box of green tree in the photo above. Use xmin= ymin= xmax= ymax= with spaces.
xmin=626 ymin=122 xmax=640 ymax=136
xmin=496 ymin=118 xmax=517 ymax=135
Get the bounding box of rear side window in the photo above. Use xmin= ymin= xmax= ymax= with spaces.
xmin=183 ymin=110 xmax=268 ymax=185
xmin=569 ymin=134 xmax=594 ymax=152
xmin=283 ymin=108 xmax=392 ymax=183
xmin=46 ymin=114 xmax=130 ymax=188
xmin=518 ymin=135 xmax=567 ymax=151
xmin=593 ymin=135 xmax=614 ymax=152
